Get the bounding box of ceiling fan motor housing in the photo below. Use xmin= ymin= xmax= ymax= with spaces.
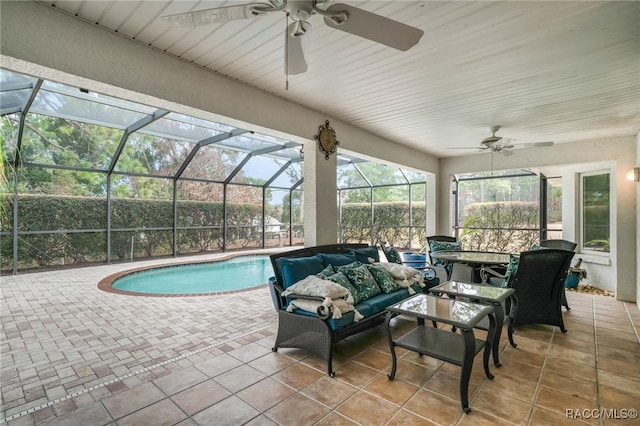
xmin=286 ymin=1 xmax=315 ymax=21
xmin=481 ymin=137 xmax=502 ymax=147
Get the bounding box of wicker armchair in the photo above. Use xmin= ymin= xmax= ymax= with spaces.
xmin=540 ymin=239 xmax=577 ymax=251
xmin=540 ymin=239 xmax=577 ymax=310
xmin=502 ymin=249 xmax=575 ymax=345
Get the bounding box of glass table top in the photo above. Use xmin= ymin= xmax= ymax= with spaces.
xmin=429 ymin=251 xmax=512 ymax=265
xmin=387 ymin=294 xmax=493 ymax=329
xmin=431 ymin=281 xmax=515 ymax=302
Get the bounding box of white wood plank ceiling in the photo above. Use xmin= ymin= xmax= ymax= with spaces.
xmin=40 ymin=1 xmax=640 ymax=158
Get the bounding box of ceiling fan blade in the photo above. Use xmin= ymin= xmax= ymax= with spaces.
xmin=285 ymin=24 xmax=308 ymax=75
xmin=162 ymin=4 xmax=268 ymax=28
xmin=323 ymin=4 xmax=423 ymax=51
xmin=517 ymin=141 xmax=554 ymax=148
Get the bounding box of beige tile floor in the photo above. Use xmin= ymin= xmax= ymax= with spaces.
xmin=1 ymin=251 xmax=639 ymax=425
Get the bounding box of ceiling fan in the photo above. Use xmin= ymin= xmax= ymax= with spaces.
xmin=453 ymin=125 xmax=554 ymax=156
xmin=162 ymin=1 xmax=424 ymax=76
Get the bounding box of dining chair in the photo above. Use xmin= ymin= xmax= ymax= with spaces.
xmin=426 ymin=235 xmax=459 ymax=276
xmin=540 ymin=239 xmax=577 ymax=310
xmin=503 ymin=248 xmax=575 ymax=345
xmin=540 ymin=239 xmax=577 ymax=251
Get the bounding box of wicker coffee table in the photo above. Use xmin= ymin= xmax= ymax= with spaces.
xmin=385 ymin=293 xmax=496 ymax=413
xmin=429 ymin=280 xmax=516 ymax=366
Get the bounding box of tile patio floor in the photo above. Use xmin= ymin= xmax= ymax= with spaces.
xmin=1 ymin=250 xmax=639 ymax=425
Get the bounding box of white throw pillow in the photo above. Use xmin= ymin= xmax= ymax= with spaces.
xmin=282 ymin=275 xmax=353 ymax=303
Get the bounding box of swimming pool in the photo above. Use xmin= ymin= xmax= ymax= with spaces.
xmin=103 ymin=255 xmax=274 ymax=296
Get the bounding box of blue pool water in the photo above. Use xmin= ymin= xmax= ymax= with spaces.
xmin=112 ymin=255 xmax=274 ymax=295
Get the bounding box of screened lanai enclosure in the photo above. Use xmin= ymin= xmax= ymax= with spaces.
xmin=337 ymin=156 xmax=428 ymax=249
xmin=2 ymin=67 xmax=577 ymax=275
xmin=453 ymin=169 xmax=565 ymax=254
xmin=0 ymin=68 xmax=430 ymax=274
xmin=0 ymin=69 xmax=307 ymax=273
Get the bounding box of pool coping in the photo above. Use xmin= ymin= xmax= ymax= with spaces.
xmin=97 ymin=252 xmax=279 ymax=297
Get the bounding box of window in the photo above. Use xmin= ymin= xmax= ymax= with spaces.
xmin=581 ymin=172 xmax=610 ymax=253
xmin=545 ymin=177 xmax=563 ymax=239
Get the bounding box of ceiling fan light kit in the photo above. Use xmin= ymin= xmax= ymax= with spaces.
xmin=162 ymin=1 xmax=424 ymax=77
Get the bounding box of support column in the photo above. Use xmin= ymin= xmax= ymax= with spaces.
xmin=303 ymin=142 xmax=337 ymax=246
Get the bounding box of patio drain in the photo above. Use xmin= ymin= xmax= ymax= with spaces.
xmin=0 ymin=322 xmax=276 ymax=424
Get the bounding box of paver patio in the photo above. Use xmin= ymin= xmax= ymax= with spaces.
xmin=1 ymin=250 xmax=639 ymax=425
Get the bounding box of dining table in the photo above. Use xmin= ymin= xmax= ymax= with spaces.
xmin=429 ymin=250 xmax=513 ymax=283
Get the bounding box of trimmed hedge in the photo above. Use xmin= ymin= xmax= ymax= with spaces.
xmin=461 ymin=201 xmax=540 ymax=252
xmin=0 ymin=194 xmax=265 ymax=270
xmin=340 ymin=201 xmax=427 ymax=248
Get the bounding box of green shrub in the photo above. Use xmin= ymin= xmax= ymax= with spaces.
xmin=460 ymin=201 xmax=540 ymax=252
xmin=0 ymin=194 xmax=264 ymax=270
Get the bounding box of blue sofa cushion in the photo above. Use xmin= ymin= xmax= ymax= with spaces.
xmin=319 ymin=252 xmax=358 ymax=268
xmin=279 ymin=255 xmax=324 ymax=288
xmin=349 ymin=247 xmax=380 ymax=264
xmin=501 ymin=254 xmax=520 ymax=288
xmin=290 ymin=283 xmax=423 ymax=331
xmin=356 ymin=284 xmax=422 ymax=316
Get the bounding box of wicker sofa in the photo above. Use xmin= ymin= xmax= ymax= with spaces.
xmin=268 ymin=243 xmax=433 ymax=377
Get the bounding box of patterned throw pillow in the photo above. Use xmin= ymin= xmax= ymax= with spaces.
xmin=385 ymin=246 xmax=402 ymax=264
xmin=342 ymin=264 xmax=381 ymax=301
xmin=326 ymin=272 xmax=362 ymax=304
xmin=316 ymin=264 xmax=335 ymax=279
xmin=335 ymin=261 xmax=363 ymax=274
xmin=366 ymin=264 xmax=400 ymax=293
xmin=502 ymin=254 xmax=520 ymax=288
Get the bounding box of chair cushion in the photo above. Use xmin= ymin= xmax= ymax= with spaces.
xmin=429 ymin=240 xmax=462 ymax=253
xmin=366 ymin=264 xmax=400 ymax=293
xmin=319 ymin=252 xmax=358 ymax=267
xmin=385 ymin=246 xmax=402 ymax=264
xmin=279 ymin=255 xmax=325 ymax=289
xmin=350 ymin=247 xmax=380 ymax=264
xmin=502 ymin=254 xmax=520 ymax=288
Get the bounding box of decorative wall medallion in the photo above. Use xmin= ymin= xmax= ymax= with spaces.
xmin=314 ymin=120 xmax=339 ymax=160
